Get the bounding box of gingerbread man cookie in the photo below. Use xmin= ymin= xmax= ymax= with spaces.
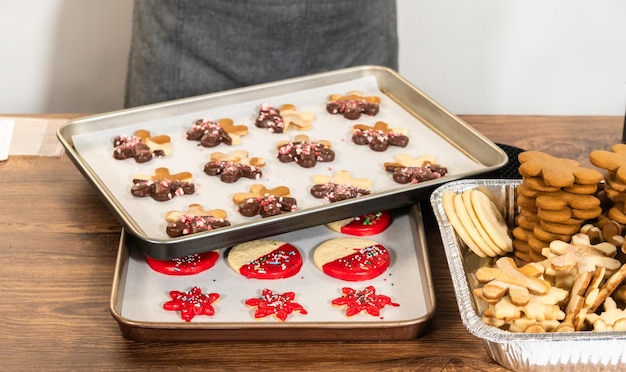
xmin=326 ymin=91 xmax=380 ymax=120
xmin=186 ymin=118 xmax=248 ymax=147
xmin=519 ymin=151 xmax=603 ymax=188
xmin=165 ymin=204 xmax=231 ymax=237
xmin=204 ymin=150 xmax=265 ymax=183
xmin=352 ymin=121 xmax=409 ymax=151
xmin=113 ymin=129 xmax=171 ymax=163
xmin=276 ymin=134 xmax=335 ymax=168
xmin=255 ymin=103 xmax=314 ymax=133
xmin=131 ymin=167 xmax=195 ymax=201
xmin=233 ymin=184 xmax=297 ymax=218
xmin=310 ymin=170 xmax=372 ymax=202
xmin=384 ymin=154 xmax=448 ymax=184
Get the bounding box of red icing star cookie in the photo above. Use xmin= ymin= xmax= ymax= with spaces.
xmin=313 ymin=237 xmax=391 ymax=281
xmin=163 ymin=286 xmax=220 ymax=322
xmin=146 ymin=251 xmax=220 ymax=276
xmin=227 ymin=240 xmax=303 ymax=279
xmin=245 ymin=288 xmax=308 ymax=321
xmin=325 ymin=211 xmax=391 ymax=236
xmin=331 ymin=286 xmax=399 ymax=317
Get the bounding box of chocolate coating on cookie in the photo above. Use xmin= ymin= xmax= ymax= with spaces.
xmin=166 ymin=215 xmax=231 ymax=237
xmin=204 ymin=161 xmax=262 ymax=183
xmin=238 ymin=195 xmax=297 ymax=218
xmin=131 ymin=179 xmax=195 ymax=201
xmin=277 ymin=141 xmax=335 ymax=168
xmin=310 ymin=182 xmax=371 ymax=202
xmin=352 ymin=129 xmax=409 ymax=152
xmin=186 ymin=119 xmax=233 ymax=147
xmin=385 ymin=164 xmax=448 ymax=184
xmin=113 ymin=135 xmax=159 ymax=163
xmin=255 ymin=104 xmax=285 ymax=133
xmin=326 ymin=100 xmax=379 ymax=120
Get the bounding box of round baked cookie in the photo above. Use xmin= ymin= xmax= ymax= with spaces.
xmin=313 ymin=237 xmax=390 ymax=281
xmin=227 ymin=239 xmax=303 ymax=279
xmin=441 ymin=191 xmax=486 ymax=257
xmin=146 ymin=251 xmax=219 ymax=276
xmin=452 ymin=193 xmax=499 ymax=257
xmin=325 ymin=211 xmax=391 ymax=236
xmin=461 ymin=190 xmax=507 ymax=255
xmin=469 ymin=189 xmax=513 ymax=253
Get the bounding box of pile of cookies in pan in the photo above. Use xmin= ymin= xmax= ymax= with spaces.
xmin=442 ymin=144 xmax=626 ymax=333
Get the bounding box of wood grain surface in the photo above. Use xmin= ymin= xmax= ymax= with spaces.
xmin=0 ymin=115 xmax=622 ymax=371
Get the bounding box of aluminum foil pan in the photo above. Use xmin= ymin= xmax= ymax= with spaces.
xmin=430 ymin=179 xmax=626 ymax=372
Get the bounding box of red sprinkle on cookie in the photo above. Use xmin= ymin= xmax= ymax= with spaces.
xmin=163 ymin=286 xmax=220 ymax=322
xmin=331 ymin=286 xmax=399 ymax=317
xmin=245 ymin=288 xmax=308 ymax=321
xmin=146 ymin=251 xmax=220 ymax=276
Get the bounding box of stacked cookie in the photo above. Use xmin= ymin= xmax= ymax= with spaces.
xmin=591 ymin=144 xmax=626 ymax=229
xmin=513 ymin=151 xmax=604 ymax=263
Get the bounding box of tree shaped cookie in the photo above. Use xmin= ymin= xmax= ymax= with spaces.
xmin=204 ymin=150 xmax=265 ymax=183
xmin=326 ymin=91 xmax=381 ymax=120
xmin=352 ymin=121 xmax=409 ymax=151
xmin=384 ymin=154 xmax=448 ymax=184
xmin=310 ymin=170 xmax=372 ymax=202
xmin=113 ymin=129 xmax=171 ymax=163
xmin=255 ymin=103 xmax=314 ymax=133
xmin=276 ymin=134 xmax=335 ymax=168
xmin=165 ymin=204 xmax=231 ymax=237
xmin=186 ymin=117 xmax=248 ymax=147
xmin=131 ymin=167 xmax=195 ymax=201
xmin=233 ymin=184 xmax=297 ymax=218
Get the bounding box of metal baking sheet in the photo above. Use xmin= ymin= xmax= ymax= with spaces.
xmin=430 ymin=179 xmax=626 ymax=371
xmin=110 ymin=205 xmax=435 ymax=341
xmin=58 ymin=65 xmax=507 ymax=259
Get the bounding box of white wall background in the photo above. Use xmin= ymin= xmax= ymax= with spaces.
xmin=1 ymin=0 xmax=626 ymax=115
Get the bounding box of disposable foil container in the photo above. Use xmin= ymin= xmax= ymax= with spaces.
xmin=430 ymin=179 xmax=626 ymax=372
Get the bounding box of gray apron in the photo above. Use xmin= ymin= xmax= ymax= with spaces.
xmin=124 ymin=0 xmax=398 ymax=107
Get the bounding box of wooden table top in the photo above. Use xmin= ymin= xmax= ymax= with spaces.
xmin=0 ymin=115 xmax=622 ymax=371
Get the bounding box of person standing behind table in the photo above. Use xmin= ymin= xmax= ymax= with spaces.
xmin=124 ymin=0 xmax=399 ymax=108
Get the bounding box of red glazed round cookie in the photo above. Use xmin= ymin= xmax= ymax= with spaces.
xmin=227 ymin=240 xmax=303 ymax=279
xmin=325 ymin=211 xmax=391 ymax=236
xmin=313 ymin=237 xmax=390 ymax=281
xmin=146 ymin=251 xmax=219 ymax=276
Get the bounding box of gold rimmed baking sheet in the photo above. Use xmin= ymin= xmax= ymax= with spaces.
xmin=110 ymin=205 xmax=435 ymax=341
xmin=59 ymin=65 xmax=506 ymax=259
